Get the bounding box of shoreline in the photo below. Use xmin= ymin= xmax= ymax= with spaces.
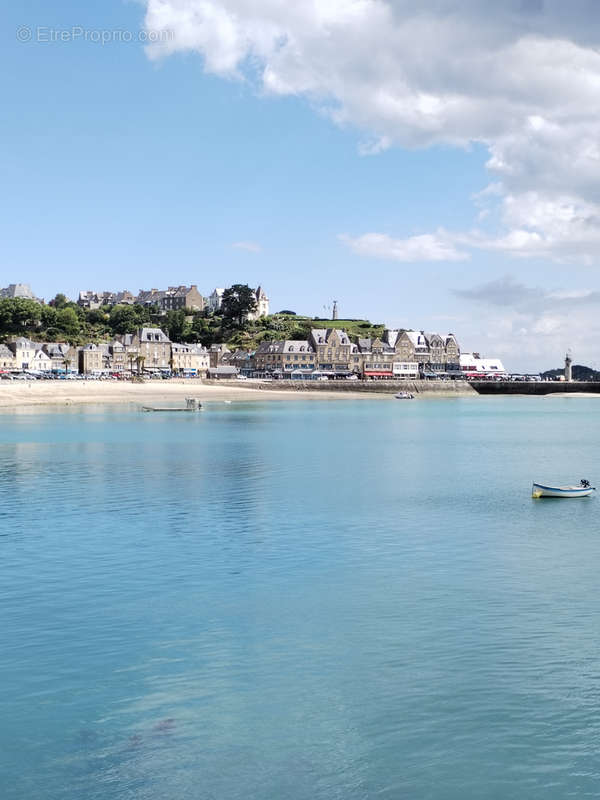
xmin=0 ymin=379 xmax=394 ymax=410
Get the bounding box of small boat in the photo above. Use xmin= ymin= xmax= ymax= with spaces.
xmin=395 ymin=392 xmax=414 ymax=400
xmin=142 ymin=398 xmax=202 ymax=413
xmin=532 ymin=479 xmax=595 ymax=498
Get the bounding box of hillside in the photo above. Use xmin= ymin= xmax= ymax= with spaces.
xmin=0 ymin=295 xmax=388 ymax=350
xmin=540 ymin=365 xmax=600 ymax=381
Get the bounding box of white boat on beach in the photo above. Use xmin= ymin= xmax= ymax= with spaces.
xmin=395 ymin=392 xmax=414 ymax=400
xmin=532 ymin=480 xmax=595 ymax=498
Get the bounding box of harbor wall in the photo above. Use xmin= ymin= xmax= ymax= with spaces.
xmin=470 ymin=381 xmax=600 ymax=395
xmin=202 ymin=379 xmax=477 ymax=396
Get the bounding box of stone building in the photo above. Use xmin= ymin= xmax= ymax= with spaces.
xmin=254 ymin=341 xmax=315 ymax=377
xmin=171 ymin=343 xmax=210 ymax=375
xmin=8 ymin=338 xmax=37 ymax=370
xmin=77 ymin=291 xmax=117 ymax=309
xmin=160 ymin=285 xmax=205 ymax=312
xmin=0 ymin=344 xmax=16 ymax=371
xmin=357 ymin=336 xmax=396 ymax=378
xmin=131 ymin=327 xmax=172 ymax=371
xmin=1 ymin=283 xmax=42 ymax=302
xmin=309 ymin=328 xmax=353 ymax=376
xmin=78 ymin=344 xmax=104 ymax=374
xmin=382 ymin=329 xmax=461 ymax=377
xmin=208 ymin=343 xmax=230 ymax=368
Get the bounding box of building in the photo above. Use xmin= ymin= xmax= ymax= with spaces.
xmin=43 ymin=343 xmax=73 ymax=372
xmin=459 ymin=352 xmax=507 ymax=379
xmin=254 ymin=340 xmax=316 ymax=377
xmin=0 ymin=344 xmax=16 ymax=371
xmin=131 ymin=327 xmax=172 ymax=371
xmin=222 ymin=349 xmax=255 ymax=375
xmin=171 ymin=342 xmax=210 ymax=375
xmin=382 ymin=329 xmax=461 ymax=377
xmin=208 ymin=343 xmax=230 ymax=368
xmin=309 ymin=328 xmax=353 ymax=376
xmin=78 ymin=344 xmax=104 ymax=374
xmin=207 ymin=288 xmax=225 ymax=313
xmin=1 ymin=284 xmax=42 ymax=303
xmin=8 ymin=338 xmax=37 ymax=370
xmin=31 ymin=347 xmax=52 ymax=372
xmin=107 ymin=340 xmax=129 ymax=373
xmin=160 ymin=285 xmax=205 ymax=312
xmin=357 ymin=337 xmax=396 ymax=378
xmin=136 ymin=289 xmax=166 ymax=309
xmin=245 ymin=286 xmax=270 ymax=320
xmin=116 ymin=290 xmax=136 ymax=305
xmin=77 ymin=291 xmax=117 ymax=310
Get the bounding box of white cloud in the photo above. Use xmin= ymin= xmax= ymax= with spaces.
xmin=231 ymin=240 xmax=262 ymax=253
xmin=144 ymin=0 xmax=600 ymax=263
xmin=454 ymin=275 xmax=600 ymax=370
xmin=339 ymin=231 xmax=468 ymax=262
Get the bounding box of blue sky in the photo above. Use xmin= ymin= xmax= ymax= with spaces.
xmin=4 ymin=1 xmax=600 ymax=369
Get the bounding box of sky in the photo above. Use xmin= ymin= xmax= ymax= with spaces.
xmin=3 ymin=1 xmax=600 ymax=370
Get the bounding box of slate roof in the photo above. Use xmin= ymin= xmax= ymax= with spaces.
xmin=138 ymin=327 xmax=170 ymax=343
xmin=311 ymin=329 xmax=351 ymax=346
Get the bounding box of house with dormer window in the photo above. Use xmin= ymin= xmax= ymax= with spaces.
xmin=309 ymin=328 xmax=353 ymax=376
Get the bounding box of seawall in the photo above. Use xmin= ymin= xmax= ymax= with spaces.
xmin=203 ymin=379 xmax=477 ymax=396
xmin=471 ymin=381 xmax=600 ymax=395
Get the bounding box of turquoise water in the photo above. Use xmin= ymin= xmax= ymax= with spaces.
xmin=2 ymin=397 xmax=600 ymax=799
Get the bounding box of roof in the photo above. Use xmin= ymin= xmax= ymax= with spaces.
xmin=404 ymin=331 xmax=429 ymax=348
xmin=0 ymin=344 xmax=14 ymax=358
xmin=138 ymin=327 xmax=170 ymax=343
xmin=311 ymin=328 xmax=351 ymax=346
xmin=207 ymin=366 xmax=239 ymax=375
xmin=256 ymin=340 xmax=314 ymax=355
xmin=383 ymin=329 xmax=400 ymax=348
xmin=43 ymin=343 xmax=70 ymax=357
xmin=459 ymin=353 xmax=506 ymax=372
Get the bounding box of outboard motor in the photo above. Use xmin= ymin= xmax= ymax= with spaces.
xmin=580 ymin=479 xmax=591 ymax=488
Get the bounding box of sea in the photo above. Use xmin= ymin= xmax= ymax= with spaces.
xmin=2 ymin=396 xmax=600 ymax=799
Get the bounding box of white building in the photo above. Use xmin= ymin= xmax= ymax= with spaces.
xmin=246 ymin=286 xmax=269 ymax=320
xmin=31 ymin=348 xmax=52 ymax=373
xmin=208 ymin=288 xmax=225 ymax=313
xmin=460 ymin=352 xmax=507 ymax=378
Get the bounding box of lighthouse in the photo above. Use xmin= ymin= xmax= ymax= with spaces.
xmin=564 ymin=353 xmax=573 ymax=382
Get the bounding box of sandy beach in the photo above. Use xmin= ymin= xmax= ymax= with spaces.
xmin=0 ymin=379 xmax=390 ymax=410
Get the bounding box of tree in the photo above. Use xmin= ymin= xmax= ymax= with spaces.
xmin=86 ymin=309 xmax=108 ymax=326
xmin=50 ymin=293 xmax=69 ymax=309
xmin=8 ymin=298 xmax=42 ymax=331
xmin=109 ymin=305 xmax=140 ymax=335
xmin=135 ymin=354 xmax=146 ymax=375
xmin=221 ymin=285 xmax=257 ymax=327
xmin=41 ymin=305 xmax=58 ymax=329
xmin=56 ymin=308 xmax=80 ymax=338
xmin=165 ymin=310 xmax=188 ymax=342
